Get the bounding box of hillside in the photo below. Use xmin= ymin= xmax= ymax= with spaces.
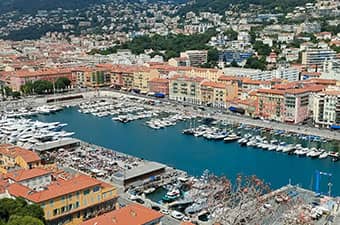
xmin=179 ymin=0 xmax=316 ymax=14
xmin=0 ymin=0 xmax=110 ymax=13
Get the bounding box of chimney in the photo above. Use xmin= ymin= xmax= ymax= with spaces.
xmin=130 ymin=209 xmax=137 ymax=217
xmin=111 ymin=216 xmax=117 ymax=223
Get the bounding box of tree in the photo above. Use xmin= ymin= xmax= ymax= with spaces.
xmin=223 ymin=29 xmax=238 ymax=41
xmin=4 ymin=86 xmax=12 ymax=97
xmin=0 ymin=198 xmax=44 ymax=225
xmin=253 ymin=41 xmax=271 ymax=56
xmin=20 ymin=81 xmax=34 ymax=95
xmin=245 ymin=56 xmax=266 ymax=70
xmin=12 ymin=92 xmax=20 ymax=99
xmin=7 ymin=216 xmax=44 ymax=225
xmin=33 ymin=80 xmax=53 ymax=94
xmin=55 ymin=77 xmax=71 ymax=90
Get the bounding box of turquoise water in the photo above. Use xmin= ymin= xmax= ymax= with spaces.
xmin=34 ymin=108 xmax=340 ymax=196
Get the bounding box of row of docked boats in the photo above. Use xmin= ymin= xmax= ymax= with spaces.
xmin=0 ymin=117 xmax=74 ymax=149
xmin=238 ymin=135 xmax=339 ymax=161
xmin=4 ymin=105 xmax=63 ymax=118
xmin=183 ymin=125 xmax=241 ymax=142
xmin=146 ymin=114 xmax=195 ymax=129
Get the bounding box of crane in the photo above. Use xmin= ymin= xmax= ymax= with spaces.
xmin=315 ymin=170 xmax=332 ymax=196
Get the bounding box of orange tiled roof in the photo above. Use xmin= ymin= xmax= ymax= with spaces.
xmin=201 ymin=81 xmax=226 ymax=89
xmin=170 ymin=74 xmax=205 ymax=82
xmin=80 ymin=204 xmax=163 ymax=225
xmin=0 ymin=144 xmax=41 ymax=163
xmin=217 ymin=75 xmax=240 ymax=81
xmin=8 ymin=174 xmax=109 ymax=203
xmin=257 ymin=89 xmax=285 ymax=95
xmin=7 ymin=168 xmax=51 ymax=182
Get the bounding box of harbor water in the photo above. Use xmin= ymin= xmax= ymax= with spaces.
xmin=35 ymin=107 xmax=340 ymax=196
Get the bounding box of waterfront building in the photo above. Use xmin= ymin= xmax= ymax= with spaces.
xmin=0 ymin=144 xmax=41 ymax=174
xmin=7 ymin=68 xmax=73 ymax=91
xmin=80 ymin=204 xmax=163 ymax=225
xmin=312 ymin=89 xmax=340 ymax=128
xmin=185 ymin=67 xmax=223 ymax=82
xmin=283 ymin=88 xmax=317 ymax=124
xmin=7 ymin=172 xmax=117 ymax=225
xmin=111 ymin=161 xmax=165 ymax=187
xmin=131 ymin=68 xmax=160 ymax=93
xmin=200 ymin=81 xmax=238 ymax=108
xmin=302 ymin=48 xmax=336 ymax=71
xmin=169 ymin=75 xmax=204 ymax=105
xmin=180 ymin=50 xmax=208 ymax=67
xmin=72 ymin=67 xmax=92 ymax=88
xmin=85 ymin=68 xmax=111 ymax=88
xmin=256 ymin=89 xmax=285 ymax=122
xmin=148 ymin=78 xmax=169 ymax=95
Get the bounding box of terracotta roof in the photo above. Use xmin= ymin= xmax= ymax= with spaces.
xmin=8 ymin=68 xmax=72 ymax=78
xmin=8 ymin=174 xmax=109 ymax=203
xmin=217 ymin=75 xmax=240 ymax=81
xmin=170 ymin=74 xmax=204 ymax=82
xmin=257 ymin=89 xmax=285 ymax=95
xmin=201 ymin=81 xmax=226 ymax=89
xmin=7 ymin=168 xmax=51 ymax=182
xmin=80 ymin=204 xmax=163 ymax=225
xmin=0 ymin=144 xmax=40 ymax=163
xmin=322 ymin=90 xmax=340 ymax=96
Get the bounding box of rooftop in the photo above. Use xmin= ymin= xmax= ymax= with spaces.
xmin=113 ymin=161 xmax=165 ymax=181
xmin=0 ymin=144 xmax=41 ymax=163
xmin=8 ymin=174 xmax=112 ymax=203
xmin=7 ymin=168 xmax=51 ymax=182
xmin=80 ymin=204 xmax=163 ymax=225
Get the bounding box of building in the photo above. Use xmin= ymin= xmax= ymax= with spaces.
xmin=0 ymin=144 xmax=41 ymax=174
xmin=312 ymin=89 xmax=340 ymax=128
xmin=302 ymin=48 xmax=336 ymax=71
xmin=180 ymin=50 xmax=208 ymax=67
xmin=7 ymin=168 xmax=52 ymax=190
xmin=85 ymin=68 xmax=111 ymax=88
xmin=168 ymin=57 xmax=190 ymax=67
xmin=169 ymin=75 xmax=204 ymax=105
xmin=200 ymin=81 xmax=238 ymax=108
xmin=218 ymin=51 xmax=253 ymax=66
xmin=111 ymin=162 xmax=165 ymax=187
xmin=148 ymin=78 xmax=169 ymax=95
xmin=7 ymin=68 xmax=73 ymax=91
xmin=256 ymin=89 xmax=285 ymax=122
xmin=131 ymin=68 xmax=160 ymax=93
xmin=80 ymin=204 xmax=163 ymax=225
xmin=7 ymin=172 xmax=117 ymax=225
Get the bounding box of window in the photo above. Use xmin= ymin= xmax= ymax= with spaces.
xmin=50 ymin=200 xmax=54 ymax=207
xmin=53 ymin=209 xmax=58 ymax=216
xmin=84 ymin=189 xmax=90 ymax=195
xmin=97 ymin=195 xmax=101 ymax=202
xmin=75 ymin=201 xmax=80 ymax=208
xmin=93 ymin=186 xmax=100 ymax=192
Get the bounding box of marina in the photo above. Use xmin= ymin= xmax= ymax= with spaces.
xmin=33 ymin=105 xmax=340 ymax=197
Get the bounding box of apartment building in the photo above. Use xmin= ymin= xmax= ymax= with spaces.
xmin=7 ymin=172 xmax=117 ymax=225
xmin=148 ymin=78 xmax=169 ymax=95
xmin=312 ymin=89 xmax=340 ymax=128
xmin=180 ymin=50 xmax=208 ymax=67
xmin=256 ymin=89 xmax=285 ymax=122
xmin=0 ymin=144 xmax=41 ymax=174
xmin=7 ymin=168 xmax=52 ymax=190
xmin=8 ymin=68 xmax=73 ymax=91
xmin=85 ymin=68 xmax=111 ymax=88
xmin=302 ymin=48 xmax=336 ymax=70
xmin=169 ymin=75 xmax=204 ymax=105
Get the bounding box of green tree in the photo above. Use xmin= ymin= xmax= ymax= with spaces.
xmin=12 ymin=92 xmax=20 ymax=99
xmin=55 ymin=77 xmax=71 ymax=90
xmin=245 ymin=56 xmax=266 ymax=70
xmin=253 ymin=41 xmax=271 ymax=56
xmin=223 ymin=29 xmax=238 ymax=41
xmin=33 ymin=80 xmax=53 ymax=94
xmin=20 ymin=81 xmax=34 ymax=95
xmin=7 ymin=216 xmax=44 ymax=225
